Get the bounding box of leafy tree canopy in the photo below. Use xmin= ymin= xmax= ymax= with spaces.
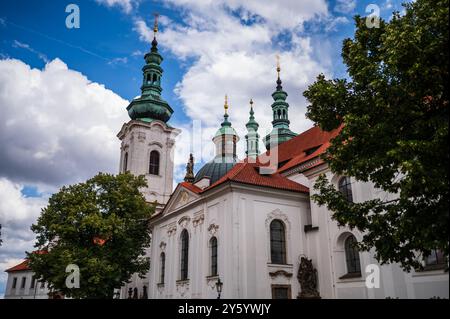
xmin=303 ymin=0 xmax=448 ymax=270
xmin=28 ymin=172 xmax=153 ymax=298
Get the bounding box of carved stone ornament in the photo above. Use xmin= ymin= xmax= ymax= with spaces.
xmin=159 ymin=241 xmax=167 ymax=251
xmin=208 ymin=223 xmax=219 ymax=236
xmin=297 ymin=256 xmax=321 ymax=299
xmin=193 ymin=214 xmax=205 ymax=227
xmin=167 ymin=224 xmax=177 ymax=237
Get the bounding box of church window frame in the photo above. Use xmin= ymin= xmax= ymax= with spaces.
xmin=159 ymin=252 xmax=166 ymax=284
xmin=180 ymin=229 xmax=189 ymax=281
xmin=343 ymin=234 xmax=361 ymax=276
xmin=270 ymin=219 xmax=287 ymax=265
xmin=209 ymin=236 xmax=218 ymax=277
xmin=149 ymin=150 xmax=160 ymax=175
xmin=338 ymin=176 xmax=353 ymax=202
xmin=123 ymin=152 xmax=128 ymax=172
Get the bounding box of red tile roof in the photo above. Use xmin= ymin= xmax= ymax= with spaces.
xmin=266 ymin=125 xmax=341 ymax=169
xmin=5 ymin=260 xmax=30 ymax=273
xmin=5 ymin=250 xmax=48 ymax=273
xmin=175 ymin=125 xmax=341 ymax=199
xmin=203 ymin=162 xmax=309 ymax=193
xmin=179 ymin=181 xmax=202 ymax=194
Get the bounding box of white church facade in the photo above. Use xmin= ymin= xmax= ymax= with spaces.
xmin=116 ymin=26 xmax=448 ymax=299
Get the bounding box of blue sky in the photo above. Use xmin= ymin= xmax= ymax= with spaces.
xmin=0 ymin=0 xmax=406 ymax=297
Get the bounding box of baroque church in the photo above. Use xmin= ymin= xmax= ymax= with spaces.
xmin=3 ymin=20 xmax=448 ymax=300
xmin=115 ymin=25 xmax=449 ymax=299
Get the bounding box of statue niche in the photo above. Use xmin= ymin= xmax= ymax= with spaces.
xmin=297 ymin=256 xmax=321 ymax=299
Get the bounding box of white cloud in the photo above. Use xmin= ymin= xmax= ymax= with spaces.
xmin=334 ymin=0 xmax=356 ymax=14
xmin=0 ymin=178 xmax=49 ymax=296
xmin=162 ymin=0 xmax=328 ymax=30
xmin=95 ymin=0 xmax=139 ymax=14
xmin=134 ymin=1 xmax=333 ymax=166
xmin=0 ymin=58 xmax=129 ymax=186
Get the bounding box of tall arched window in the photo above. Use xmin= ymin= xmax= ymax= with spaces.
xmin=270 ymin=220 xmax=286 ymax=264
xmin=210 ymin=237 xmax=218 ymax=276
xmin=344 ymin=235 xmax=361 ymax=274
xmin=149 ymin=151 xmax=160 ymax=175
xmin=180 ymin=229 xmax=189 ymax=280
xmin=160 ymin=252 xmax=165 ymax=284
xmin=338 ymin=176 xmax=353 ymax=202
xmin=123 ymin=152 xmax=128 ymax=172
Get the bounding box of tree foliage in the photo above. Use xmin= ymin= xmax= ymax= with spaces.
xmin=303 ymin=0 xmax=448 ymax=270
xmin=28 ymin=172 xmax=153 ymax=298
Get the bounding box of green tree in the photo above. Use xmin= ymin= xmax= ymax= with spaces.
xmin=28 ymin=172 xmax=153 ymax=298
xmin=303 ymin=0 xmax=448 ymax=271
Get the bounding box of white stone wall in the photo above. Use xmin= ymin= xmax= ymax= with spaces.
xmin=118 ymin=120 xmax=180 ymax=209
xmin=148 ymin=184 xmax=310 ymax=299
xmin=4 ymin=270 xmax=49 ymax=299
xmin=287 ymin=166 xmax=449 ymax=299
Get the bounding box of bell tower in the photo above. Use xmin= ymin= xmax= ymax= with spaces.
xmin=263 ymin=55 xmax=297 ymax=150
xmin=117 ymin=14 xmax=180 ymax=213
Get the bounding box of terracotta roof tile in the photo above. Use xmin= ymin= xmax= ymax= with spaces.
xmin=170 ymin=125 xmax=342 ymax=202
xmin=203 ymin=162 xmax=309 ymax=193
xmin=5 ymin=251 xmax=47 ymax=273
xmin=5 ymin=260 xmax=30 ymax=273
xmin=179 ymin=181 xmax=202 ymax=194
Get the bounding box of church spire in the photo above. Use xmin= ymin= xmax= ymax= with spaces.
xmin=221 ymin=94 xmax=231 ymax=127
xmin=262 ymin=55 xmax=297 ymax=150
xmin=213 ymin=95 xmax=239 ymax=161
xmin=245 ymin=98 xmax=260 ymax=158
xmin=276 ymin=54 xmax=283 ymax=91
xmin=126 ymin=13 xmax=174 ymax=123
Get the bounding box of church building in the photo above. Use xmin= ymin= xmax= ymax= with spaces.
xmin=116 ymin=23 xmax=449 ymax=299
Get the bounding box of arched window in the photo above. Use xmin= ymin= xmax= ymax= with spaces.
xmin=270 ymin=220 xmax=286 ymax=264
xmin=210 ymin=237 xmax=218 ymax=276
xmin=149 ymin=151 xmax=160 ymax=175
xmin=344 ymin=235 xmax=361 ymax=274
xmin=146 ymin=74 xmax=151 ymax=83
xmin=338 ymin=176 xmax=353 ymax=202
xmin=123 ymin=152 xmax=128 ymax=172
xmin=283 ymin=109 xmax=286 ymax=119
xmin=277 ymin=109 xmax=281 ymax=119
xmin=160 ymin=252 xmax=165 ymax=284
xmin=180 ymin=229 xmax=189 ymax=280
xmin=152 ymin=73 xmax=157 ymax=83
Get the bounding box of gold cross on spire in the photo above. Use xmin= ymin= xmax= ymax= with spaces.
xmin=153 ymin=12 xmax=159 ymax=36
xmin=224 ymin=94 xmax=229 ymax=114
xmin=276 ymin=54 xmax=281 ymax=78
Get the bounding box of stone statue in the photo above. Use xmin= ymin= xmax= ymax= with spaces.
xmin=297 ymin=256 xmax=320 ymax=299
xmin=184 ymin=153 xmax=195 ymax=183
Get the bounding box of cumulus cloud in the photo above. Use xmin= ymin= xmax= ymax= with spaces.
xmin=0 ymin=58 xmax=130 ymax=296
xmin=0 ymin=58 xmax=129 ymax=187
xmin=0 ymin=178 xmax=48 ymax=296
xmin=134 ymin=0 xmax=333 ymax=165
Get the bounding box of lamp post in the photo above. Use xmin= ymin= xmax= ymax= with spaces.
xmin=215 ymin=277 xmax=223 ymax=299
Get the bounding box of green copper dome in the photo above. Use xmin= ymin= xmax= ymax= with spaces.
xmin=194 ymin=157 xmax=237 ymax=185
xmin=127 ymin=37 xmax=174 ymax=122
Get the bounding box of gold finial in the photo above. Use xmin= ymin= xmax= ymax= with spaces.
xmin=224 ymin=94 xmax=229 ymax=114
xmin=276 ymin=54 xmax=281 ymax=77
xmin=153 ymin=12 xmax=159 ymax=36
